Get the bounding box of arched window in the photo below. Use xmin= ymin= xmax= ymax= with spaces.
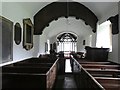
xmin=57 ymin=33 xmax=77 ymax=57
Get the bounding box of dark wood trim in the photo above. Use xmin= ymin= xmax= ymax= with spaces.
xmin=34 ymin=2 xmax=98 ymax=35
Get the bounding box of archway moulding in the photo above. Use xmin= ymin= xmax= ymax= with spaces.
xmin=34 ymin=2 xmax=98 ymax=35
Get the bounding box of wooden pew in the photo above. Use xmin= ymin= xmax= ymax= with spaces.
xmin=76 ymin=59 xmax=120 ymax=77
xmin=2 ymin=58 xmax=59 ymax=89
xmin=71 ymin=57 xmax=104 ymax=89
xmin=95 ymin=77 xmax=120 ymax=90
xmin=20 ymin=57 xmax=55 ymax=63
xmin=72 ymin=55 xmax=120 ymax=90
xmin=78 ymin=61 xmax=113 ymax=65
xmin=81 ymin=64 xmax=120 ymax=70
xmin=13 ymin=63 xmax=53 ymax=67
xmin=78 ymin=61 xmax=120 ymax=89
xmin=2 ymin=66 xmax=49 ymax=88
xmin=77 ymin=67 xmax=104 ymax=89
xmin=12 ymin=57 xmax=55 ymax=68
xmin=86 ymin=69 xmax=120 ymax=78
xmin=2 ymin=66 xmax=50 ymax=73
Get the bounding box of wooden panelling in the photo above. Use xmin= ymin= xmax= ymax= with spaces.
xmin=34 ymin=2 xmax=98 ymax=35
xmin=2 ymin=57 xmax=59 ymax=89
xmin=71 ymin=55 xmax=120 ymax=90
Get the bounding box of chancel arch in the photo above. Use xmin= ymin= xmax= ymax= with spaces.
xmin=56 ymin=32 xmax=77 ymax=57
xmin=34 ymin=2 xmax=98 ymax=35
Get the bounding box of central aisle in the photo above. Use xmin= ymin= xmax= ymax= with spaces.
xmin=52 ymin=74 xmax=77 ymax=90
xmin=65 ymin=59 xmax=72 ymax=73
xmin=53 ymin=59 xmax=78 ymax=90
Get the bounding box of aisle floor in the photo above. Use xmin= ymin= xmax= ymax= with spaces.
xmin=65 ymin=59 xmax=72 ymax=73
xmin=53 ymin=74 xmax=78 ymax=90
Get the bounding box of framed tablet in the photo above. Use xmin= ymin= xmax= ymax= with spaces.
xmin=14 ymin=22 xmax=21 ymax=45
xmin=23 ymin=18 xmax=33 ymax=50
xmin=0 ymin=16 xmax=13 ymax=63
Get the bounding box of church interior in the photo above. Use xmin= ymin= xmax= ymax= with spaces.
xmin=0 ymin=0 xmax=120 ymax=89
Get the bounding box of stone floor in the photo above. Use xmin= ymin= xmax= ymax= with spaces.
xmin=53 ymin=74 xmax=78 ymax=90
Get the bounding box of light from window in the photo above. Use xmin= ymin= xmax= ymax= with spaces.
xmin=96 ymin=20 xmax=112 ymax=51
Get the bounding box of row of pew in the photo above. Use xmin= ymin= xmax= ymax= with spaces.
xmin=79 ymin=60 xmax=120 ymax=90
xmin=71 ymin=56 xmax=120 ymax=90
xmin=2 ymin=56 xmax=59 ymax=89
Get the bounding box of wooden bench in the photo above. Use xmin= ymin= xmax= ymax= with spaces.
xmin=71 ymin=55 xmax=120 ymax=90
xmin=86 ymin=69 xmax=120 ymax=78
xmin=19 ymin=57 xmax=55 ymax=63
xmin=2 ymin=66 xmax=50 ymax=73
xmin=79 ymin=60 xmax=120 ymax=89
xmin=2 ymin=66 xmax=50 ymax=88
xmin=71 ymin=57 xmax=104 ymax=89
xmin=77 ymin=67 xmax=104 ymax=89
xmin=2 ymin=58 xmax=58 ymax=89
xmin=13 ymin=63 xmax=53 ymax=68
xmin=81 ymin=64 xmax=120 ymax=70
xmin=95 ymin=77 xmax=120 ymax=90
xmin=78 ymin=61 xmax=112 ymax=65
xmin=12 ymin=57 xmax=56 ymax=68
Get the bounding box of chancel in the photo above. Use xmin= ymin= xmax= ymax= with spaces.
xmin=0 ymin=0 xmax=120 ymax=90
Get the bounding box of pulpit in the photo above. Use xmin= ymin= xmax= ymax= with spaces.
xmin=85 ymin=46 xmax=109 ymax=61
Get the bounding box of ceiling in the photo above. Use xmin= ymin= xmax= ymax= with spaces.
xmin=81 ymin=2 xmax=118 ymax=20
xmin=17 ymin=1 xmax=118 ymax=20
xmin=14 ymin=1 xmax=118 ymax=38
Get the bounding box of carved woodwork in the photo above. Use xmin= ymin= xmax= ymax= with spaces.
xmin=34 ymin=2 xmax=98 ymax=35
xmin=23 ymin=18 xmax=33 ymax=50
xmin=108 ymin=14 xmax=119 ymax=35
xmin=2 ymin=57 xmax=58 ymax=89
xmin=71 ymin=56 xmax=120 ymax=89
xmin=85 ymin=46 xmax=109 ymax=61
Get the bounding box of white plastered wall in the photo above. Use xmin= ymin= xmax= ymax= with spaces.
xmin=38 ymin=17 xmax=96 ymax=53
xmin=98 ymin=3 xmax=119 ymax=63
xmin=0 ymin=2 xmax=39 ymax=66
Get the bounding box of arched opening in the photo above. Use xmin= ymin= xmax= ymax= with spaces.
xmin=57 ymin=32 xmax=77 ymax=73
xmin=34 ymin=2 xmax=98 ymax=35
xmin=57 ymin=32 xmax=77 ymax=58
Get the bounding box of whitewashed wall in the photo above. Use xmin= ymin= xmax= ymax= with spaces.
xmin=38 ymin=32 xmax=47 ymax=55
xmin=99 ymin=3 xmax=119 ymax=63
xmin=108 ymin=35 xmax=119 ymax=63
xmin=78 ymin=33 xmax=96 ymax=52
xmin=39 ymin=17 xmax=94 ymax=53
xmin=77 ymin=36 xmax=84 ymax=52
xmin=99 ymin=3 xmax=118 ymax=24
xmin=1 ymin=2 xmax=39 ymax=66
